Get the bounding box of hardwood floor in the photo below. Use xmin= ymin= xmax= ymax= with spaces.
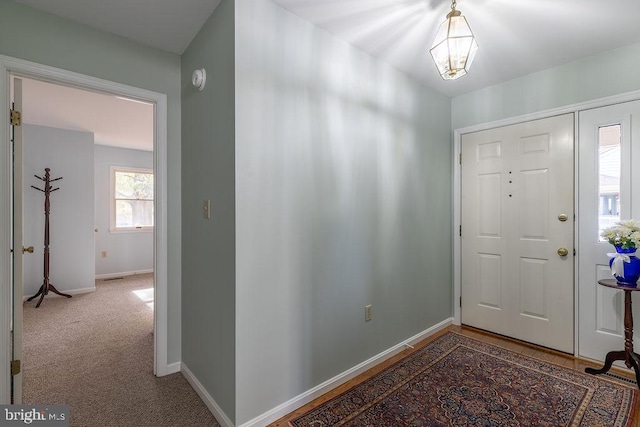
xmin=271 ymin=325 xmax=640 ymax=426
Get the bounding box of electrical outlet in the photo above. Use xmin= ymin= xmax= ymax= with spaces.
xmin=101 ymin=251 xmax=108 ymax=258
xmin=365 ymin=304 xmax=372 ymax=322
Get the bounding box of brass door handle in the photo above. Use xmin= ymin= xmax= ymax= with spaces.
xmin=557 ymin=247 xmax=569 ymax=257
xmin=558 ymin=214 xmax=568 ymax=222
xmin=22 ymin=246 xmax=34 ymax=254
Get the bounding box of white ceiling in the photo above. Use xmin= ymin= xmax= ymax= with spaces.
xmin=11 ymin=0 xmax=221 ymax=55
xmin=272 ymin=0 xmax=640 ymax=97
xmin=12 ymin=0 xmax=640 ymax=98
xmin=10 ymin=0 xmax=640 ymax=147
xmin=19 ymin=78 xmax=154 ymax=152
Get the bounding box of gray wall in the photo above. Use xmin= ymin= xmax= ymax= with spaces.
xmin=235 ymin=0 xmax=452 ymax=423
xmin=452 ymin=42 xmax=640 ymax=129
xmin=23 ymin=124 xmax=95 ymax=297
xmin=181 ymin=0 xmax=236 ymax=421
xmin=94 ymin=145 xmax=153 ymax=277
xmin=0 ymin=1 xmax=182 ymax=363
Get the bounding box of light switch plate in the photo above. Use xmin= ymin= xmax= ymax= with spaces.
xmin=203 ymin=200 xmax=211 ymax=219
xmin=365 ymin=305 xmax=372 ymax=322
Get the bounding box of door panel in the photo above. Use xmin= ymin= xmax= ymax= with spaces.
xmin=462 ymin=114 xmax=574 ymax=353
xmin=578 ymin=101 xmax=640 ymax=364
xmin=519 ymin=257 xmax=547 ymax=319
xmin=463 ymin=138 xmax=507 ymax=334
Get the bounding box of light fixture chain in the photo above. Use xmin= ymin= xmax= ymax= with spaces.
xmin=451 ymin=0 xmax=457 ymax=11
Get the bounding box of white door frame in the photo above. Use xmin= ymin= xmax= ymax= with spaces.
xmin=453 ymin=88 xmax=640 ymax=357
xmin=0 ymin=55 xmax=171 ymax=404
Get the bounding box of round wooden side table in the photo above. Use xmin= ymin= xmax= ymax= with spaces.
xmin=585 ymin=279 xmax=640 ymax=388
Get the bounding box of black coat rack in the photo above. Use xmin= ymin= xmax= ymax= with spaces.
xmin=27 ymin=168 xmax=72 ymax=308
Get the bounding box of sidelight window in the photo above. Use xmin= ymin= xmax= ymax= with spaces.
xmin=598 ymin=124 xmax=621 ymax=239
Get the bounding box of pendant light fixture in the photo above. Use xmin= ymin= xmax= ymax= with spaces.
xmin=429 ymin=0 xmax=478 ymax=80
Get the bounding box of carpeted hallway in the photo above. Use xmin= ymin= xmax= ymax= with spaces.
xmin=22 ymin=274 xmax=219 ymax=427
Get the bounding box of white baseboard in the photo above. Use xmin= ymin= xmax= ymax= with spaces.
xmin=164 ymin=361 xmax=181 ymax=375
xmin=181 ymin=362 xmax=235 ymax=427
xmin=95 ymin=269 xmax=153 ymax=280
xmin=23 ymin=286 xmax=95 ymax=301
xmin=239 ymin=317 xmax=453 ymax=427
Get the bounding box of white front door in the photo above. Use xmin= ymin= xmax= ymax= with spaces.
xmin=11 ymin=77 xmax=24 ymax=404
xmin=578 ymin=101 xmax=640 ymax=364
xmin=461 ymin=114 xmax=575 ymax=353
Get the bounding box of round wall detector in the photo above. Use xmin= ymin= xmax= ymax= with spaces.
xmin=192 ymin=68 xmax=206 ymax=91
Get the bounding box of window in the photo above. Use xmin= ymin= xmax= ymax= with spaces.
xmin=598 ymin=124 xmax=621 ymax=239
xmin=111 ymin=166 xmax=154 ymax=232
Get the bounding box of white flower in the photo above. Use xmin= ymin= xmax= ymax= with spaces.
xmin=620 ymin=219 xmax=640 ymax=229
xmin=601 ymin=219 xmax=640 ymax=249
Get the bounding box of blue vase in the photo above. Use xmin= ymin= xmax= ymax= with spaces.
xmin=609 ymin=245 xmax=640 ymax=286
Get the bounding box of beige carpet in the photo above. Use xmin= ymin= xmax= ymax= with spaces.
xmin=23 ymin=274 xmax=220 ymax=427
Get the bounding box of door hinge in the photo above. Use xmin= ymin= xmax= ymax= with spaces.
xmin=573 ymin=248 xmax=576 ymax=256
xmin=459 ymin=296 xmax=462 ymax=307
xmin=11 ymin=360 xmax=20 ymax=376
xmin=459 ymin=225 xmax=462 ymax=237
xmin=459 ymin=153 xmax=462 ymax=165
xmin=10 ymin=109 xmax=21 ymax=126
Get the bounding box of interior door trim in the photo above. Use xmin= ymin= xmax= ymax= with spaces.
xmin=0 ymin=54 xmax=171 ymax=403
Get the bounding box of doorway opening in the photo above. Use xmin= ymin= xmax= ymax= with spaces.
xmin=1 ymin=57 xmax=170 ymax=405
xmin=15 ymin=75 xmax=156 ymax=405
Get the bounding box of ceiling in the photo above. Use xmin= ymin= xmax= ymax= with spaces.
xmin=10 ymin=0 xmax=640 ymax=145
xmin=12 ymin=0 xmax=640 ymax=98
xmin=19 ymin=77 xmax=154 ymax=151
xmin=11 ymin=0 xmax=221 ymax=55
xmin=272 ymin=0 xmax=640 ymax=97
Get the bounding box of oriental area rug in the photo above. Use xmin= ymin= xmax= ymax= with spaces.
xmin=289 ymin=332 xmax=637 ymax=426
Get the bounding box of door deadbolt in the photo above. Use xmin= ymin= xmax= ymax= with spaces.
xmin=22 ymin=246 xmax=34 ymax=254
xmin=558 ymin=214 xmax=568 ymax=222
xmin=557 ymin=247 xmax=569 ymax=257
